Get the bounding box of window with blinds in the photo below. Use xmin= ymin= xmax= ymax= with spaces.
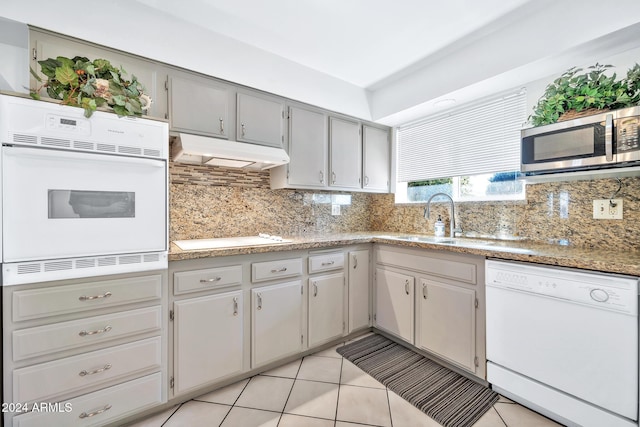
xmin=395 ymin=90 xmax=527 ymax=203
xmin=397 ymin=91 xmax=527 ymax=182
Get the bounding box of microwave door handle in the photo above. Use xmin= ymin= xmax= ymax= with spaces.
xmin=605 ymin=113 xmax=614 ymax=162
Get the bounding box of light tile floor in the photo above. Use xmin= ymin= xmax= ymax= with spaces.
xmin=130 ymin=336 xmax=562 ymax=427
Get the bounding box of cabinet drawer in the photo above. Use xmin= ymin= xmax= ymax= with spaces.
xmin=174 ymin=265 xmax=242 ymax=295
xmin=309 ymin=253 xmax=344 ymax=274
xmin=13 ymin=306 xmax=162 ymax=361
xmin=252 ymin=258 xmax=302 ymax=283
xmin=13 ymin=372 xmax=163 ymax=427
xmin=13 ymin=275 xmax=162 ymax=322
xmin=13 ymin=337 xmax=161 ymax=403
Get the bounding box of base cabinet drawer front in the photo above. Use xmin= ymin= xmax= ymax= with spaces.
xmin=252 ymin=258 xmax=302 ymax=283
xmin=174 ymin=265 xmax=242 ymax=295
xmin=377 ymin=249 xmax=477 ymax=285
xmin=13 ymin=337 xmax=162 ymax=403
xmin=375 ymin=268 xmax=414 ymax=344
xmin=174 ymin=291 xmax=244 ymax=395
xmin=416 ymin=280 xmax=476 ymax=373
xmin=251 ymin=281 xmax=303 ymax=368
xmin=308 ymin=253 xmax=344 ymax=274
xmin=12 ymin=372 xmax=163 ymax=427
xmin=308 ymin=273 xmax=345 ymax=348
xmin=13 ymin=275 xmax=162 ymax=322
xmin=13 ymin=306 xmax=162 ymax=362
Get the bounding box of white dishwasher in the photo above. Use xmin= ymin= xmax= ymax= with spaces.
xmin=486 ymin=260 xmax=639 ymax=427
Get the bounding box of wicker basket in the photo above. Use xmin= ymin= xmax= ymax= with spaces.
xmin=557 ymin=108 xmax=609 ymax=122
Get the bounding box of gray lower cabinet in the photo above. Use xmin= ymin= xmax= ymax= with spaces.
xmin=375 ymin=245 xmax=486 ymax=378
xmin=168 ymin=72 xmax=232 ymax=138
xmin=348 ymin=249 xmax=371 ymax=333
xmin=251 ymin=280 xmax=303 ymax=368
xmin=173 ymin=291 xmax=243 ymax=395
xmin=237 ymin=91 xmax=285 ymax=148
xmin=308 ymin=273 xmax=345 ymax=347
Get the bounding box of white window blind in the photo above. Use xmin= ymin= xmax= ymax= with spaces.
xmin=397 ymin=91 xmax=527 ymax=182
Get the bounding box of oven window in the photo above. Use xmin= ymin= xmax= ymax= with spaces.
xmin=48 ymin=190 xmax=135 ymax=218
xmin=533 ymin=128 xmax=595 ymax=160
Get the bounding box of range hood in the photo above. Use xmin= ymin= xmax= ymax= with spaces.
xmin=172 ymin=133 xmax=289 ymax=170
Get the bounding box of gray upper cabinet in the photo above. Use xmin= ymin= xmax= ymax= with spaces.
xmin=237 ymin=91 xmax=285 ymax=148
xmin=363 ymin=125 xmax=390 ymax=192
xmin=329 ymin=117 xmax=362 ymax=189
xmin=29 ymin=29 xmax=167 ymax=120
xmin=285 ymin=105 xmax=328 ymax=188
xmin=168 ymin=72 xmax=232 ymax=138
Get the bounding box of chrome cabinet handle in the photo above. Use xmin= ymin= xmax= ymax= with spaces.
xmin=79 ymin=364 xmax=112 ymax=377
xmin=605 ymin=113 xmax=613 ymax=161
xmin=219 ymin=117 xmax=224 ymax=134
xmin=79 ymin=292 xmax=112 ymax=302
xmin=321 ymin=261 xmax=335 ymax=266
xmin=257 ymin=293 xmax=262 ymax=310
xmin=79 ymin=404 xmax=112 ymax=419
xmin=79 ymin=325 xmax=112 ymax=337
xmin=332 ymin=171 xmax=336 ymax=184
xmin=319 ymin=171 xmax=324 ymax=183
xmin=423 ymin=284 xmax=428 ymax=299
xmin=364 ymin=176 xmax=369 ymax=186
xmin=405 ymin=279 xmax=410 ymax=295
xmin=270 ymin=267 xmax=287 ymax=273
xmin=353 ymin=255 xmax=358 ymax=269
xmin=241 ymin=123 xmax=246 ymax=137
xmin=200 ymin=277 xmax=222 ymax=283
xmin=233 ymin=297 xmax=238 ymax=316
xmin=313 ymin=282 xmax=318 ymax=297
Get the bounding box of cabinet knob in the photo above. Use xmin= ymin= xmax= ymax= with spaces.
xmin=405 ymin=280 xmax=410 ymax=295
xmin=313 ymin=282 xmax=318 ymax=297
xmin=79 ymin=364 xmax=112 ymax=377
xmin=79 ymin=325 xmax=112 ymax=337
xmin=353 ymin=255 xmax=358 ymax=269
xmin=423 ymin=284 xmax=428 ymax=299
xmin=200 ymin=277 xmax=222 ymax=283
xmin=78 ymin=291 xmax=112 ymax=302
xmin=219 ymin=118 xmax=224 ymax=134
xmin=364 ymin=176 xmax=369 ymax=186
xmin=332 ymin=171 xmax=336 ymax=184
xmin=257 ymin=293 xmax=263 ymax=310
xmin=79 ymin=404 xmax=112 ymax=419
xmin=319 ymin=171 xmax=324 ymax=184
xmin=233 ymin=297 xmax=239 ymax=316
xmin=241 ymin=123 xmax=246 ymax=137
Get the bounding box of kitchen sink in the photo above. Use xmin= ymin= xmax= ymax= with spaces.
xmin=381 ymin=235 xmax=495 ymax=247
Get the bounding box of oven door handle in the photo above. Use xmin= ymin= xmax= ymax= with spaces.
xmin=2 ymin=146 xmax=165 ymax=168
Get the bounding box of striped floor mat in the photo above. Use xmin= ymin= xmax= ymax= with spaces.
xmin=337 ymin=334 xmax=499 ymax=427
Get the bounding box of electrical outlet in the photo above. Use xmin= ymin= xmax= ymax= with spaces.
xmin=331 ymin=204 xmax=341 ymax=215
xmin=593 ymin=199 xmax=623 ymax=219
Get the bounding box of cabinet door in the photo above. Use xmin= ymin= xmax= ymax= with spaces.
xmin=417 ymin=279 xmax=476 ymax=372
xmin=252 ymin=281 xmax=303 ymax=368
xmin=237 ymin=92 xmax=284 ymax=148
xmin=287 ymin=106 xmax=328 ymax=188
xmin=329 ymin=117 xmax=362 ymax=189
xmin=348 ymin=250 xmax=370 ymax=332
xmin=375 ymin=268 xmax=414 ymax=344
xmin=30 ymin=30 xmax=167 ymax=120
xmin=363 ymin=126 xmax=390 ymax=192
xmin=174 ymin=291 xmax=243 ymax=395
xmin=308 ymin=273 xmax=345 ymax=348
xmin=169 ymin=73 xmax=230 ymax=138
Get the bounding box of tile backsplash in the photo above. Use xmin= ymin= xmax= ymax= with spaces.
xmin=170 ymin=161 xmax=640 ymax=251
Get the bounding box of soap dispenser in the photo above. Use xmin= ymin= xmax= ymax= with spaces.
xmin=434 ymin=215 xmax=445 ymax=237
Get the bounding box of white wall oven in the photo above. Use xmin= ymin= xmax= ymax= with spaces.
xmin=0 ymin=95 xmax=168 ymax=285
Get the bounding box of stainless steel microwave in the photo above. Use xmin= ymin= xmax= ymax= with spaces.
xmin=521 ymin=106 xmax=640 ymax=174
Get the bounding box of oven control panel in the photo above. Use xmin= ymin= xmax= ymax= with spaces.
xmin=46 ymin=114 xmax=91 ymax=135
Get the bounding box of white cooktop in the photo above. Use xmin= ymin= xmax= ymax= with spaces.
xmin=173 ymin=234 xmax=291 ymax=251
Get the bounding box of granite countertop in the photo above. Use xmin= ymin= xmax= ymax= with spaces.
xmin=169 ymin=231 xmax=640 ymax=277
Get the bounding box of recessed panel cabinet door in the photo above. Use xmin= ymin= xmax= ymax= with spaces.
xmin=252 ymin=281 xmax=303 ymax=368
xmin=237 ymin=92 xmax=284 ymax=148
xmin=417 ymin=279 xmax=476 ymax=372
xmin=329 ymin=117 xmax=362 ymax=189
xmin=363 ymin=126 xmax=390 ymax=192
xmin=348 ymin=250 xmax=370 ymax=332
xmin=169 ymin=74 xmax=230 ymax=138
xmin=173 ymin=291 xmax=243 ymax=395
xmin=308 ymin=273 xmax=345 ymax=348
xmin=375 ymin=268 xmax=414 ymax=344
xmin=288 ymin=106 xmax=328 ymax=188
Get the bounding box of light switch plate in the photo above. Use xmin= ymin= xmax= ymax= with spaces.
xmin=593 ymin=199 xmax=623 ymax=219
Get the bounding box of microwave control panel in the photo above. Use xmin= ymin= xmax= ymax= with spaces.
xmin=617 ymin=117 xmax=639 ymax=152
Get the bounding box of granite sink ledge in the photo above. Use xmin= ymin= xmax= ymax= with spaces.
xmin=169 ymin=231 xmax=640 ymax=277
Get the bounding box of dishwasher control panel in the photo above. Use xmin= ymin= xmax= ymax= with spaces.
xmin=486 ymin=260 xmax=638 ymax=315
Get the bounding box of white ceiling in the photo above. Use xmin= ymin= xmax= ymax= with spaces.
xmin=3 ymin=0 xmax=640 ymax=125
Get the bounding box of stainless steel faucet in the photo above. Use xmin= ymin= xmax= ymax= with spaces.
xmin=424 ymin=192 xmax=459 ymax=238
